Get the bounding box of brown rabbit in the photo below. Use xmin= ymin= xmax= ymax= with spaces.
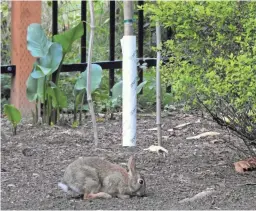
xmin=58 ymin=156 xmax=146 ymax=199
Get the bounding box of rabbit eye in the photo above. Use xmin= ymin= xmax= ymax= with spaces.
xmin=138 ymin=179 xmax=144 ymax=185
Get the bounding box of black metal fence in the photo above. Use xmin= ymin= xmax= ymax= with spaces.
xmin=1 ymin=1 xmax=157 ymax=95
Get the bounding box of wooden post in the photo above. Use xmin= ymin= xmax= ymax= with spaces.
xmin=10 ymin=1 xmax=42 ymax=116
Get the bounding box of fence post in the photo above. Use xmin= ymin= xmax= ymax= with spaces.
xmin=109 ymin=1 xmax=115 ymax=96
xmin=10 ymin=1 xmax=42 ymax=116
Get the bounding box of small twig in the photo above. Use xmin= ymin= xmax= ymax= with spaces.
xmin=196 ymin=94 xmax=255 ymax=156
xmin=236 ymin=183 xmax=256 ymax=186
xmin=156 ymin=20 xmax=162 ymax=146
xmin=86 ymin=0 xmax=98 ymax=147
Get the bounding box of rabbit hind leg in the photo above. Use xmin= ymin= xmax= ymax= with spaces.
xmin=82 ymin=177 xmax=112 ymax=199
xmin=82 ymin=177 xmax=103 ymax=200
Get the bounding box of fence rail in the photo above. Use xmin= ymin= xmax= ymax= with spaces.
xmin=1 ymin=65 xmax=16 ymax=75
xmin=61 ymin=58 xmax=156 ymax=72
xmin=0 ymin=58 xmax=156 ymax=75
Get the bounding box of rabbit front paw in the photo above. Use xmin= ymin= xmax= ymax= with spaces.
xmin=84 ymin=192 xmax=112 ymax=200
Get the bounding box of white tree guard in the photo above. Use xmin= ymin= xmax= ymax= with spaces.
xmin=121 ymin=36 xmax=137 ymax=146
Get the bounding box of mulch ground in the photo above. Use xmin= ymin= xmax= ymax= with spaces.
xmin=1 ymin=110 xmax=256 ymax=210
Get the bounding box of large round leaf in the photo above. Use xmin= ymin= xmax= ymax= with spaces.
xmin=26 ymin=75 xmax=45 ymax=102
xmin=74 ymin=64 xmax=103 ymax=93
xmin=111 ymin=80 xmax=123 ymax=99
xmin=3 ymin=104 xmax=22 ymax=127
xmin=136 ymin=81 xmax=148 ymax=94
xmin=53 ymin=22 xmax=84 ymax=54
xmin=27 ymin=23 xmax=52 ymax=57
xmin=31 ymin=65 xmax=52 ymax=79
xmin=31 ymin=43 xmax=63 ymax=79
xmin=111 ymin=80 xmax=148 ymax=99
xmin=39 ymin=42 xmax=63 ymax=75
xmin=30 ymin=64 xmax=45 ymax=79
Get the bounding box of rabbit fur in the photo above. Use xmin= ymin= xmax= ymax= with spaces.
xmin=58 ymin=156 xmax=146 ymax=199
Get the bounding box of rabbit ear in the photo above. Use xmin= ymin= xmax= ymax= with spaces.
xmin=128 ymin=156 xmax=136 ymax=175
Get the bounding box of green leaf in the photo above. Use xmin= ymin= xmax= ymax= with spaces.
xmin=82 ymin=104 xmax=89 ymax=111
xmin=26 ymin=75 xmax=45 ymax=102
xmin=31 ymin=43 xmax=63 ymax=79
xmin=37 ymin=65 xmax=52 ymax=76
xmin=31 ymin=64 xmax=45 ymax=79
xmin=46 ymin=86 xmax=67 ymax=109
xmin=111 ymin=97 xmax=122 ymax=108
xmin=111 ymin=80 xmax=148 ymax=99
xmin=3 ymin=104 xmax=22 ymax=127
xmin=74 ymin=64 xmax=103 ymax=93
xmin=39 ymin=42 xmax=63 ymax=75
xmin=27 ymin=23 xmax=52 ymax=57
xmin=111 ymin=80 xmax=123 ymax=99
xmin=54 ymin=88 xmax=67 ymax=108
xmin=53 ymin=21 xmax=84 ymax=53
xmin=49 ymin=81 xmax=57 ymax=88
xmin=136 ymin=81 xmax=148 ymax=94
xmin=75 ymin=89 xmax=86 ymax=109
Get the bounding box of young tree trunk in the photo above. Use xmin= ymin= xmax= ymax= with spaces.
xmin=86 ymin=0 xmax=98 ymax=147
xmin=156 ymin=21 xmax=162 ymax=146
xmin=123 ymin=1 xmax=134 ymax=35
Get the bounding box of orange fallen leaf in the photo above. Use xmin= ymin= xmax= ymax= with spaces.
xmin=234 ymin=157 xmax=256 ymax=173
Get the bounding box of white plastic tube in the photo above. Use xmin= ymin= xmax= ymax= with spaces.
xmin=121 ymin=36 xmax=137 ymax=146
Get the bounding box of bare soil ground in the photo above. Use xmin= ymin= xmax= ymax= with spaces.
xmin=1 ymin=110 xmax=256 ymax=210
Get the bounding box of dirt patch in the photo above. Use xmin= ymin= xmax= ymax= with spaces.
xmin=1 ymin=111 xmax=256 ymax=210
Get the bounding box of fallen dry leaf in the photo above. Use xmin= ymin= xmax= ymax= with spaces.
xmin=186 ymin=131 xmax=220 ymax=140
xmin=179 ymin=187 xmax=216 ymax=203
xmin=144 ymin=145 xmax=168 ymax=155
xmin=147 ymin=124 xmax=165 ymax=131
xmin=170 ymin=119 xmax=201 ymax=131
xmin=174 ymin=122 xmax=192 ymax=129
xmin=147 ymin=127 xmax=157 ymax=131
xmin=234 ymin=157 xmax=256 ymax=173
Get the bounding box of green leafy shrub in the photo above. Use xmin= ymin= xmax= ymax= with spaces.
xmin=1 ymin=74 xmax=11 ymax=111
xmin=1 ymin=1 xmax=11 ymax=64
xmin=1 ymin=2 xmax=12 ymax=112
xmin=143 ymin=1 xmax=256 ymax=154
